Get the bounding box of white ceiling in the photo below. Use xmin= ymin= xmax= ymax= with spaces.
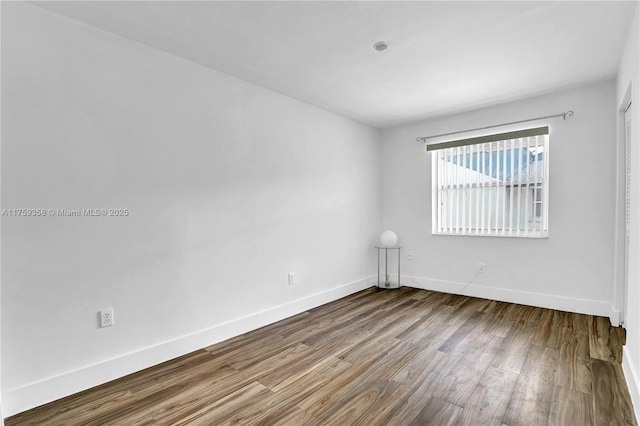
xmin=32 ymin=1 xmax=637 ymax=128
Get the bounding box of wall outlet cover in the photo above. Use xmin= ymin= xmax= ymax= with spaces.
xmin=100 ymin=308 xmax=114 ymax=328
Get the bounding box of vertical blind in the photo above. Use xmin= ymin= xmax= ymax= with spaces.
xmin=428 ymin=127 xmax=549 ymax=237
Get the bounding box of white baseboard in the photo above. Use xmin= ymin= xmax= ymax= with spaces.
xmin=402 ymin=275 xmax=616 ymax=320
xmin=623 ymin=346 xmax=640 ymax=423
xmin=610 ymin=308 xmax=621 ymax=327
xmin=3 ymin=276 xmax=374 ymax=418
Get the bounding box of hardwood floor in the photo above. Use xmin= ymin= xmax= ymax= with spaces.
xmin=6 ymin=287 xmax=638 ymax=425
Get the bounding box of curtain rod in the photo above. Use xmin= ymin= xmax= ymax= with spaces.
xmin=416 ymin=110 xmax=574 ymax=143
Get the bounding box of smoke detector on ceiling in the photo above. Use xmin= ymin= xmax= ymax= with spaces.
xmin=373 ymin=41 xmax=389 ymax=52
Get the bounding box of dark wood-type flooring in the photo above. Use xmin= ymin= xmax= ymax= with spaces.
xmin=7 ymin=287 xmax=638 ymax=425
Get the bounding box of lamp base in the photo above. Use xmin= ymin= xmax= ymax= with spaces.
xmin=376 ymin=283 xmax=401 ymax=290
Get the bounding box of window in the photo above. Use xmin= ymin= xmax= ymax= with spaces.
xmin=429 ymin=127 xmax=549 ymax=237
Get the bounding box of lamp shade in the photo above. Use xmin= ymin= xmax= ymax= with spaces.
xmin=380 ymin=230 xmax=398 ymax=247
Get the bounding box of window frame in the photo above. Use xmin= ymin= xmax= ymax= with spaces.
xmin=429 ymin=127 xmax=550 ymax=238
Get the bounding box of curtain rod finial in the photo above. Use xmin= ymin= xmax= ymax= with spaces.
xmin=564 ymin=110 xmax=574 ymax=119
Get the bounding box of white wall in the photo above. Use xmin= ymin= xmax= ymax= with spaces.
xmin=382 ymin=81 xmax=617 ymax=319
xmin=617 ymin=2 xmax=640 ymax=419
xmin=1 ymin=3 xmax=381 ymax=416
xmin=0 ymin=1 xmax=3 ymax=422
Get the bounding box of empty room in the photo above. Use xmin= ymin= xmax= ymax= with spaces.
xmin=1 ymin=1 xmax=640 ymax=425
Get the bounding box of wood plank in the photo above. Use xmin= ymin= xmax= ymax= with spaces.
xmin=6 ymin=390 xmax=138 ymax=426
xmin=433 ymin=350 xmax=496 ymax=407
xmin=411 ymin=396 xmax=463 ymax=425
xmin=530 ymin=308 xmax=554 ymax=347
xmin=168 ymin=381 xmax=270 ymax=425
xmin=313 ymin=379 xmax=399 ymax=425
xmin=128 ymin=354 xmax=237 ymax=400
xmin=258 ymin=405 xmax=316 ymax=425
xmin=270 ymin=355 xmax=350 ymax=394
xmin=438 ymin=311 xmax=486 ymax=353
xmin=589 ymin=316 xmax=623 ymax=363
xmin=257 ymin=341 xmax=352 ymax=389
xmin=555 ymin=328 xmax=592 ymax=395
xmin=548 ymin=385 xmax=593 ymax=426
xmin=232 ymin=357 xmax=353 ymax=424
xmin=386 ymin=350 xmax=458 ymax=424
xmin=299 ymin=340 xmax=421 ymax=420
xmin=128 ymin=368 xmax=254 ymax=425
xmin=485 ymin=304 xmax=518 ymax=338
xmin=503 ymin=345 xmax=559 ymax=426
xmin=395 ymin=303 xmax=455 ymax=342
xmin=453 ymin=366 xmax=519 ymax=426
xmin=442 ymin=312 xmax=504 ymax=356
xmin=591 ymin=359 xmax=637 ymax=426
xmin=490 ymin=329 xmax=532 ymax=374
xmin=355 ymin=350 xmax=451 ymax=425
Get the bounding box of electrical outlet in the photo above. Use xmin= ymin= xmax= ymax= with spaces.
xmin=407 ymin=252 xmax=415 ymax=261
xmin=100 ymin=308 xmax=114 ymax=328
xmin=478 ymin=263 xmax=486 ymax=273
xmin=288 ymin=272 xmax=295 ymax=286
